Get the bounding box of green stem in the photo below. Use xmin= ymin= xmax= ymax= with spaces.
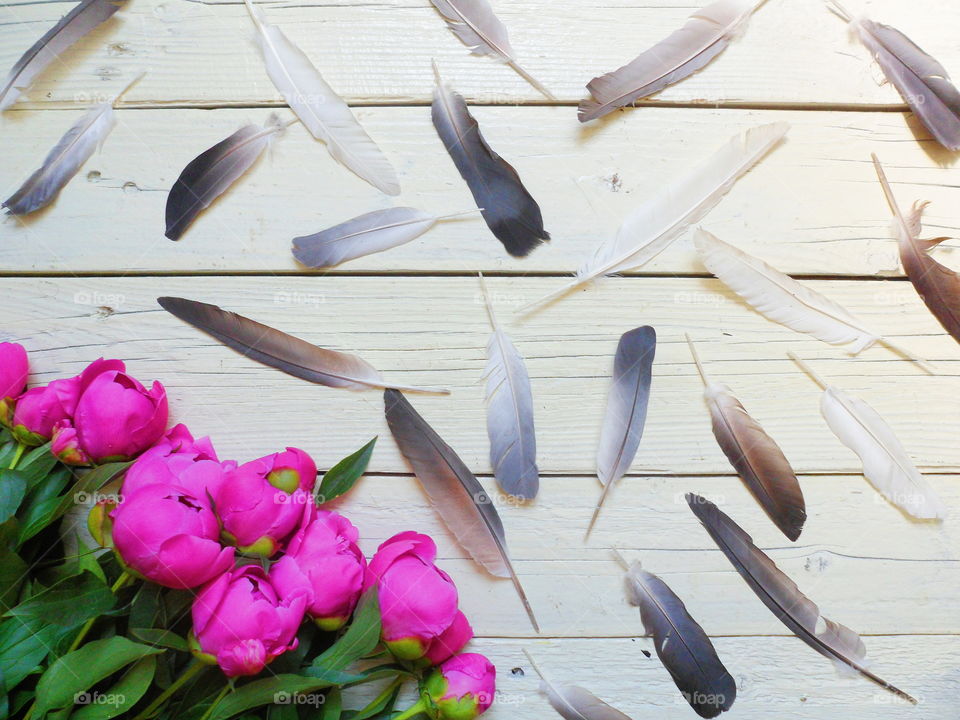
xmin=391 ymin=697 xmax=428 ymax=720
xmin=67 ymin=571 xmax=132 ymax=653
xmin=355 ymin=676 xmax=405 ymax=718
xmin=8 ymin=443 xmax=25 ymax=470
xmin=198 ymin=681 xmax=232 ymax=720
xmin=131 ymin=659 xmax=206 ymax=720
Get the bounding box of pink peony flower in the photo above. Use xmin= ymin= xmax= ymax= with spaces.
xmin=51 ymin=359 xmax=167 ymax=465
xmin=11 ymin=377 xmax=80 ymax=446
xmin=0 ymin=342 xmax=29 ymax=427
xmin=424 ymin=611 xmax=474 ymax=665
xmin=215 ymin=447 xmax=317 ymax=558
xmin=270 ymin=504 xmax=366 ymax=630
xmin=364 ymin=532 xmax=460 ymax=660
xmin=191 ymin=565 xmax=307 ymax=677
xmin=109 ymin=484 xmax=234 ymax=589
xmin=121 ymin=424 xmax=231 ymax=499
xmin=424 ymin=653 xmax=496 ymax=720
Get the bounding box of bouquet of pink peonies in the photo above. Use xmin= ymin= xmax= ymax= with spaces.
xmin=0 ymin=342 xmax=495 ymax=720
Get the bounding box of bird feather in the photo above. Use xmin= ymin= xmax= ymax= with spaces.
xmin=0 ymin=0 xmax=126 ymax=111
xmin=524 ymin=649 xmax=634 ymax=720
xmin=686 ymin=492 xmax=916 ymax=704
xmin=244 ymin=0 xmax=399 ymax=195
xmin=579 ymin=0 xmax=766 ymax=122
xmin=432 ymin=64 xmax=549 ymax=258
xmin=383 ymin=388 xmax=539 ymax=631
xmin=165 ymin=114 xmax=285 ymax=241
xmin=157 ymin=296 xmax=447 ymax=394
xmin=478 ymin=274 xmax=539 ymax=500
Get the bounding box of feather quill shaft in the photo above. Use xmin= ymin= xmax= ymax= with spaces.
xmin=292 ymin=208 xmax=481 ymax=268
xmin=615 ymin=552 xmax=736 ymax=718
xmin=579 ymin=0 xmax=765 ymax=122
xmin=872 ymin=155 xmax=960 ymax=346
xmin=243 ymin=0 xmax=399 ymax=195
xmin=478 ymin=274 xmax=539 ymax=500
xmin=687 ymin=492 xmax=917 ymax=704
xmin=157 ymin=296 xmax=448 ymax=394
xmin=165 ymin=114 xmax=288 ymax=241
xmin=432 ymin=63 xmax=550 ymax=258
xmin=694 ymin=229 xmax=934 ymax=372
xmin=523 ymin=649 xmax=634 ymax=720
xmin=790 ymin=353 xmax=945 ymax=520
xmin=524 ymin=122 xmax=787 ymax=310
xmin=586 ymin=326 xmax=656 ymax=538
xmin=830 ymin=1 xmax=960 ymax=151
xmin=4 ymin=73 xmax=141 ymax=216
xmin=429 ymin=0 xmax=554 ymax=100
xmin=0 ymin=0 xmax=126 ymax=111
xmin=687 ymin=336 xmax=806 ymax=541
xmin=383 ymin=389 xmax=540 ymax=632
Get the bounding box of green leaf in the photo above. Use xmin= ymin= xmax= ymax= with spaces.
xmin=320 ymin=688 xmax=342 ymax=720
xmin=15 ymin=467 xmax=71 ymax=544
xmin=32 ymin=637 xmax=163 ymax=717
xmin=0 ymin=474 xmax=26 ymax=524
xmin=0 ymin=616 xmax=66 ymax=691
xmin=5 ymin=571 xmax=114 ymax=628
xmin=71 ymin=655 xmax=157 ymax=720
xmin=129 ymin=628 xmax=189 ymax=653
xmin=16 ymin=444 xmax=57 ymax=490
xmin=316 ymin=438 xmax=376 ymax=505
xmin=308 ymin=588 xmax=380 ymax=675
xmin=0 ymin=540 xmax=28 ymax=613
xmin=209 ymin=675 xmax=338 ymax=720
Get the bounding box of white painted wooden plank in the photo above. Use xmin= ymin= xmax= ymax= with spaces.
xmin=4 ymin=277 xmax=958 ymax=477
xmin=2 ymin=107 xmax=959 ymax=275
xmin=0 ymin=0 xmax=958 ymax=108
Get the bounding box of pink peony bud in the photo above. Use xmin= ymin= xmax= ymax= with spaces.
xmin=270 ymin=504 xmax=366 ymax=630
xmin=11 ymin=377 xmax=79 ymax=446
xmin=424 ymin=611 xmax=474 ymax=666
xmin=423 ymin=653 xmax=496 ymax=720
xmin=51 ymin=359 xmax=166 ymax=465
xmin=215 ymin=448 xmax=317 ymax=558
xmin=0 ymin=342 xmax=29 ymax=427
xmin=190 ymin=565 xmax=307 ymax=677
xmin=109 ymin=484 xmax=234 ymax=589
xmin=121 ymin=424 xmax=232 ymax=499
xmin=364 ymin=532 xmax=460 ymax=660
xmin=51 ymin=420 xmax=90 ymax=466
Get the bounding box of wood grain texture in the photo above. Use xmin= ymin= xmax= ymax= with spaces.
xmin=2 ymin=106 xmax=960 ymax=275
xmin=1 ymin=0 xmax=959 ymax=108
xmin=3 ymin=276 xmax=958 ymax=476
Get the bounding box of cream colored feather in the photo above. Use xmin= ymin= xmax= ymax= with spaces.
xmin=243 ymin=0 xmax=399 ymax=195
xmin=523 ymin=650 xmax=634 ymax=720
xmin=523 ymin=122 xmax=787 ymax=311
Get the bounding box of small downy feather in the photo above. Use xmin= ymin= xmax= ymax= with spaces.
xmin=523 ymin=649 xmax=634 ymax=720
xmin=586 ymin=326 xmax=656 ymax=538
xmin=478 ymin=274 xmax=539 ymax=500
xmin=157 ymin=296 xmax=448 ymax=394
xmin=687 ymin=336 xmax=806 ymax=541
xmin=429 ymin=0 xmax=554 ymax=100
xmin=579 ymin=0 xmax=765 ymax=122
xmin=4 ymin=73 xmax=140 ymax=216
xmin=382 ymin=389 xmax=540 ymax=632
xmin=791 ymin=354 xmax=945 ymax=520
xmin=432 ymin=63 xmax=549 ymax=258
xmin=243 ymin=0 xmax=399 ymax=195
xmin=165 ymin=114 xmax=286 ymax=241
xmin=292 ymin=207 xmax=479 ymax=269
xmin=620 ymin=556 xmax=736 ymax=718
xmin=873 ymin=155 xmax=960 ymax=346
xmin=694 ymin=229 xmax=933 ymax=372
xmin=525 ymin=122 xmax=786 ymax=309
xmin=0 ymin=0 xmax=126 ymax=111
xmin=687 ymin=493 xmax=917 ymax=704
xmin=831 ymin=1 xmax=960 ymax=151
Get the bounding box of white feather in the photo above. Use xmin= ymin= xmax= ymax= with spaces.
xmin=479 ymin=274 xmax=538 ymax=500
xmin=821 ymin=386 xmax=945 ymax=520
xmin=524 ymin=122 xmax=787 ymax=310
xmin=244 ymin=0 xmax=399 ymax=195
xmin=524 ymin=650 xmax=633 ymax=720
